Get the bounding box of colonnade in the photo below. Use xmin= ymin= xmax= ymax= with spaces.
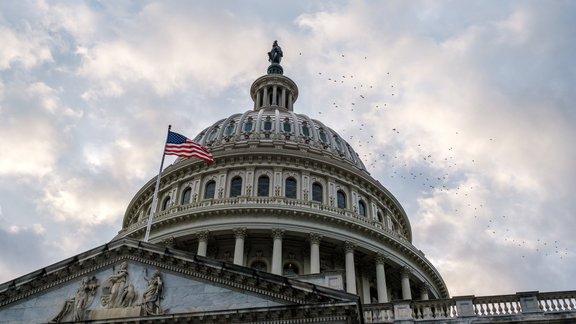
xmin=193 ymin=228 xmax=428 ymax=303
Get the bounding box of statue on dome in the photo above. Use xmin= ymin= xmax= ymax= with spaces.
xmin=268 ymin=40 xmax=283 ymax=64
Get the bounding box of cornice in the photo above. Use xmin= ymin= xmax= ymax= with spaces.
xmin=0 ymin=239 xmax=357 ymax=309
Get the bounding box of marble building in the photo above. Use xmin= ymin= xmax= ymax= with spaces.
xmin=0 ymin=42 xmax=575 ymax=323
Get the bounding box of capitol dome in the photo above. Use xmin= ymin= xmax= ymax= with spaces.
xmin=116 ymin=44 xmax=449 ymax=302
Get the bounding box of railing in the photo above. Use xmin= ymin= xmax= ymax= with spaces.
xmin=362 ymin=291 xmax=576 ymax=323
xmin=412 ymin=299 xmax=457 ymax=319
xmin=121 ymin=196 xmax=409 ymax=241
xmin=473 ymin=294 xmax=521 ymax=316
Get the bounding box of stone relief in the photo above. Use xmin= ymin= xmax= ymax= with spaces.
xmin=141 ymin=270 xmax=164 ymax=315
xmin=51 ymin=275 xmax=99 ymax=322
xmin=101 ymin=261 xmax=138 ymax=308
xmin=50 ymin=262 xmax=165 ymax=322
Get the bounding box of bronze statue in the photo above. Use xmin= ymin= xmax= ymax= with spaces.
xmin=268 ymin=40 xmax=283 ymax=64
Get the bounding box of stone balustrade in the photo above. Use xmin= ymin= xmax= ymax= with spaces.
xmin=121 ymin=196 xmax=408 ymax=241
xmin=362 ymin=290 xmax=576 ymax=323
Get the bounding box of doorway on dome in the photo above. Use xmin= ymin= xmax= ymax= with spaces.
xmin=283 ymin=262 xmax=299 ymax=276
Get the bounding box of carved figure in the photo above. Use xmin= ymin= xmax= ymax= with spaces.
xmin=267 ymin=40 xmax=283 ymax=64
xmin=141 ymin=271 xmax=164 ymax=315
xmin=51 ymin=276 xmax=99 ymax=322
xmin=101 ymin=261 xmax=137 ymax=308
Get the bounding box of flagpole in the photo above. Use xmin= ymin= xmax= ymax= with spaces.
xmin=144 ymin=125 xmax=171 ymax=242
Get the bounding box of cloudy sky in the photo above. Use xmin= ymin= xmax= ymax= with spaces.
xmin=0 ymin=0 xmax=574 ymax=297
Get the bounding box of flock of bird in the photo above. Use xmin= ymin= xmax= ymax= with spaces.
xmin=292 ymin=49 xmax=569 ymax=262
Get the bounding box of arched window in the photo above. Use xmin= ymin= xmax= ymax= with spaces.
xmin=285 ymin=177 xmax=297 ymax=199
xmin=207 ymin=127 xmax=219 ymax=142
xmin=334 ymin=136 xmax=343 ymax=152
xmin=358 ymin=200 xmax=367 ymax=216
xmin=161 ymin=196 xmax=171 ymax=211
xmin=282 ymin=118 xmax=291 ymax=132
xmin=301 ymin=122 xmax=311 ymax=137
xmin=257 ymin=175 xmax=270 ymax=197
xmin=225 ymin=121 xmax=235 ymax=136
xmin=204 ymin=181 xmax=216 ymax=199
xmin=312 ymin=182 xmax=323 ymax=203
xmin=230 ymin=176 xmax=242 ymax=197
xmin=283 ymin=262 xmax=299 ymax=276
xmin=251 ymin=261 xmax=267 ymax=271
xmin=263 ymin=116 xmax=273 ymax=131
xmin=377 ymin=211 xmax=384 ymax=223
xmin=337 ymin=190 xmax=346 ymax=209
xmin=244 ymin=118 xmax=253 ymax=132
xmin=319 ymin=129 xmax=328 ymax=144
xmin=182 ymin=187 xmax=192 ymax=205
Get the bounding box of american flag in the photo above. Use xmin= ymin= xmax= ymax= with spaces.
xmin=165 ymin=131 xmax=214 ymax=163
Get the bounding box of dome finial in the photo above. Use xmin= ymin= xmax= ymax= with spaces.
xmin=267 ymin=40 xmax=283 ymax=74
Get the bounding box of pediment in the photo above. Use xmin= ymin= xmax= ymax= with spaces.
xmin=0 ymin=238 xmax=359 ymax=323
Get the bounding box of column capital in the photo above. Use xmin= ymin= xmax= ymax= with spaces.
xmin=271 ymin=228 xmax=285 ymax=240
xmin=344 ymin=241 xmax=356 ymax=253
xmin=309 ymin=232 xmax=322 ymax=244
xmin=197 ymin=230 xmax=209 ymax=241
xmin=401 ymin=266 xmax=412 ymax=278
xmin=419 ymin=283 xmax=430 ymax=294
xmin=233 ymin=227 xmax=247 ymax=239
xmin=375 ymin=253 xmax=387 ymax=265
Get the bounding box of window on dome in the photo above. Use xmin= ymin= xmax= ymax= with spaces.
xmin=319 ymin=129 xmax=328 ymax=144
xmin=263 ymin=116 xmax=272 ymax=131
xmin=377 ymin=211 xmax=384 ymax=223
xmin=301 ymin=124 xmax=310 ymax=137
xmin=225 ymin=121 xmax=235 ymax=135
xmin=334 ymin=137 xmax=343 ymax=152
xmin=207 ymin=127 xmax=219 ymax=142
xmin=358 ymin=200 xmax=367 ymax=217
xmin=285 ymin=177 xmax=297 ymax=199
xmin=244 ymin=118 xmax=253 ymax=132
xmin=312 ymin=182 xmax=323 ymax=203
xmin=283 ymin=262 xmax=299 ymax=275
xmin=257 ymin=175 xmax=270 ymax=197
xmin=337 ymin=190 xmax=346 ymax=209
xmin=347 ymin=145 xmax=356 ymax=162
xmin=161 ymin=196 xmax=171 ymax=211
xmin=230 ymin=176 xmax=242 ymax=197
xmin=182 ymin=188 xmax=192 ymax=205
xmin=251 ymin=261 xmax=267 ymax=271
xmin=204 ymin=181 xmax=216 ymax=199
xmin=282 ymin=118 xmax=291 ymax=132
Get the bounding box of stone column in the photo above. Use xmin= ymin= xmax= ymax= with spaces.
xmin=375 ymin=254 xmax=389 ymax=303
xmin=361 ymin=270 xmax=371 ymax=303
xmin=255 ymin=91 xmax=261 ymax=109
xmin=344 ymin=241 xmax=357 ymax=294
xmin=401 ymin=267 xmax=412 ymax=300
xmin=309 ymin=233 xmax=322 ymax=274
xmin=420 ymin=284 xmax=430 ymax=300
xmin=197 ymin=230 xmax=209 ymax=257
xmin=233 ymin=227 xmax=247 ymax=266
xmin=271 ymin=229 xmax=285 ymax=275
xmin=263 ymin=87 xmax=268 ymax=106
xmin=272 ymin=86 xmax=277 ymax=105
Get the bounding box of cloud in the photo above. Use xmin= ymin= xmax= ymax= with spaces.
xmin=0 ymin=26 xmax=53 ymax=70
xmin=77 ymin=2 xmax=269 ymax=98
xmin=39 ymin=174 xmax=128 ymax=226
